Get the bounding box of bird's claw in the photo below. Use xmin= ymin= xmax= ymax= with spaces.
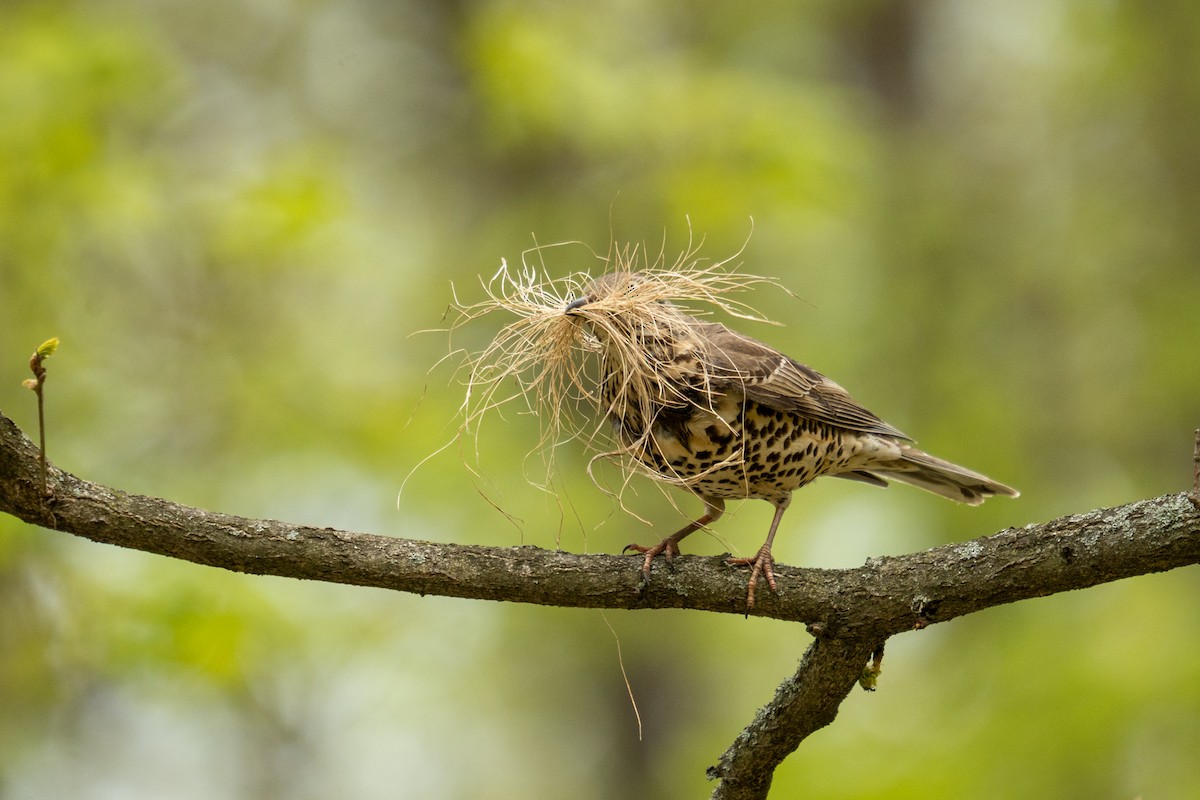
xmin=623 ymin=538 xmax=682 ymax=583
xmin=726 ymin=545 xmax=777 ymax=610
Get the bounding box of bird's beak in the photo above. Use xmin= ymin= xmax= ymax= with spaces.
xmin=565 ymin=296 xmax=589 ymax=314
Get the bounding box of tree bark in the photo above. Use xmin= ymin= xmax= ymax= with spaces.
xmin=2 ymin=409 xmax=1198 ymax=799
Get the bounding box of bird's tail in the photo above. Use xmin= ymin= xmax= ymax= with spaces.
xmin=844 ymin=444 xmax=1019 ymax=505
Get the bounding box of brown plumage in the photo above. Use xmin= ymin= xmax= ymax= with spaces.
xmin=565 ymin=272 xmax=1018 ymax=609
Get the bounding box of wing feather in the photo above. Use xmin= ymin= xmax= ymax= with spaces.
xmin=692 ymin=322 xmax=910 ymax=439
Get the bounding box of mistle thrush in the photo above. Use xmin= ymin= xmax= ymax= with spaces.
xmin=564 ymin=272 xmax=1018 ymax=609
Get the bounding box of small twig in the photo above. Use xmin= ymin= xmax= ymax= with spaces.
xmin=22 ymin=337 xmax=58 ymax=498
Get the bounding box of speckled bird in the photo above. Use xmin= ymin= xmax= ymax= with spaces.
xmin=564 ymin=272 xmax=1018 ymax=609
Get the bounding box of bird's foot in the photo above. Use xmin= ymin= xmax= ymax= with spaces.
xmin=623 ymin=537 xmax=682 ymax=584
xmin=726 ymin=544 xmax=777 ymax=611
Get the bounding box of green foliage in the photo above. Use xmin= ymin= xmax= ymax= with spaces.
xmin=1 ymin=1 xmax=1198 ymax=798
xmin=33 ymin=338 xmax=59 ymax=361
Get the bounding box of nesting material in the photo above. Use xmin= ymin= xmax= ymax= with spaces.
xmin=452 ymin=240 xmax=784 ymax=494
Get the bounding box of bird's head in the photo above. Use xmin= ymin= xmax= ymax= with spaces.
xmin=563 ymin=271 xmax=683 ymax=342
xmin=566 ymin=271 xmax=654 ymax=310
xmin=560 ymin=270 xmax=703 ymax=401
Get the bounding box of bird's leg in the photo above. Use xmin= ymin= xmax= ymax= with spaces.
xmin=624 ymin=498 xmax=725 ymax=583
xmin=727 ymin=497 xmax=790 ymax=610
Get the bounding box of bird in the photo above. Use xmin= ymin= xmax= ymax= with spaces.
xmin=563 ymin=271 xmax=1018 ymax=610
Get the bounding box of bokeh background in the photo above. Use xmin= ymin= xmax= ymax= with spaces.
xmin=2 ymin=2 xmax=1199 ymax=798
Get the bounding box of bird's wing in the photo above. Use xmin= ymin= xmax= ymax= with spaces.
xmin=693 ymin=322 xmax=910 ymax=439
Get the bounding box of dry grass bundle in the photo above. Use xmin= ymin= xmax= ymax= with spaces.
xmin=451 ymin=238 xmax=785 ymax=501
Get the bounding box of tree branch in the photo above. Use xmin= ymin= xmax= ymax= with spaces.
xmin=2 ymin=411 xmax=1195 ymax=629
xmin=707 ymin=636 xmax=881 ymax=799
xmin=2 ymin=408 xmax=1198 ymax=799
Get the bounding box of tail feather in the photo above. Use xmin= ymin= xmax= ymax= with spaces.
xmin=837 ymin=445 xmax=1019 ymax=506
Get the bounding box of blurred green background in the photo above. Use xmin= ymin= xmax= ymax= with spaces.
xmin=2 ymin=1 xmax=1198 ymax=798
